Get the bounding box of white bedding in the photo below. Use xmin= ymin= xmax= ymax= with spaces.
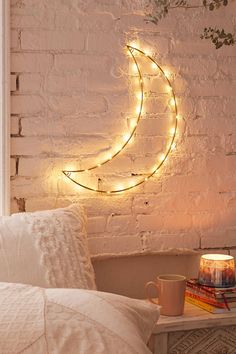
xmin=0 ymin=282 xmax=159 ymax=354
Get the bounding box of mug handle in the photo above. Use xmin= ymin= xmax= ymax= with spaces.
xmin=145 ymin=281 xmax=159 ymax=305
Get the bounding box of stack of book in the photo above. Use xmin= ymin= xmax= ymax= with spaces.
xmin=185 ymin=279 xmax=236 ymax=313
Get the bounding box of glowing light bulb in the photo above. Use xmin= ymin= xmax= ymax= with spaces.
xmin=97 ymin=163 xmax=101 ymax=167
xmin=145 ymin=177 xmax=148 ymax=181
xmin=159 ymin=153 xmax=165 ymax=162
xmin=123 ymin=133 xmax=130 ymax=142
xmin=129 ymin=42 xmax=138 ymax=49
xmin=136 ymin=105 xmax=141 ymax=114
xmin=130 ymin=120 xmax=137 ymax=129
xmin=116 ymin=144 xmax=122 ymax=152
xmin=132 ymin=63 xmax=137 ymax=72
xmin=136 ymin=92 xmax=143 ymax=100
xmin=144 ymin=48 xmax=151 ymax=57
xmin=164 ymin=70 xmax=171 ymax=78
xmin=116 ymin=184 xmax=124 ymax=191
xmin=151 ymin=62 xmax=157 ymax=69
xmin=170 ymin=98 xmax=176 ymax=107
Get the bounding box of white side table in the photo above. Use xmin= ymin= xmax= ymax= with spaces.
xmin=150 ymin=302 xmax=236 ymax=354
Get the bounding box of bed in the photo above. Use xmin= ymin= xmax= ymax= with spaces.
xmin=0 ymin=204 xmax=159 ymax=354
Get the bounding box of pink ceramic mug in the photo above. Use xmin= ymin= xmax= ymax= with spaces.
xmin=145 ymin=274 xmax=186 ymax=316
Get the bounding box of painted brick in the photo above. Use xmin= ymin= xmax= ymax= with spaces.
xmin=48 ymin=95 xmax=107 ymax=115
xmin=10 ymin=75 xmax=17 ymax=91
xmin=11 ymin=116 xmax=20 ymax=135
xmin=87 ymin=217 xmax=107 ymax=235
xmin=171 ymin=57 xmax=217 ymax=77
xmin=79 ymin=196 xmax=133 ymax=216
xmin=148 ymin=232 xmax=200 ymax=251
xmin=25 ymin=197 xmax=72 ymax=212
xmin=11 ymin=177 xmax=49 ymax=198
xmin=11 ymin=53 xmax=53 ymax=73
xmin=219 ymin=58 xmax=236 ymax=78
xmin=201 ymin=228 xmax=236 ymax=248
xmin=80 ymin=13 xmax=115 ymax=33
xmin=10 ymin=158 xmax=16 ymax=176
xmin=229 ymin=249 xmax=236 ymax=264
xmin=21 ymin=31 xmax=85 ymax=51
xmin=11 ymin=10 xmax=55 ymax=30
xmin=55 ymin=9 xmax=80 ymax=30
xmin=45 ymin=73 xmax=85 ymax=94
xmin=12 ymin=135 xmax=115 ymax=156
xmin=87 ymin=71 xmax=127 ymax=93
xmin=10 ymin=0 xmax=236 ymax=258
xmin=88 ymin=236 xmax=142 ymax=256
xmin=55 ymin=54 xmax=111 ymax=72
xmin=138 ymin=214 xmax=164 ymax=231
xmin=18 ymin=158 xmax=54 ymax=177
xmin=191 ymin=80 xmax=236 ymax=97
xmin=10 ymin=198 xmax=20 ymax=214
xmin=11 ymin=95 xmax=44 ymax=115
xmin=11 ymin=30 xmax=19 ymax=50
xmin=107 ymin=215 xmax=137 ymax=235
xmin=137 ymin=34 xmax=170 ymax=56
xmin=87 ymin=33 xmax=123 ymax=53
xmin=19 ymin=74 xmax=42 ymax=92
xmin=172 ymin=39 xmax=214 ymax=56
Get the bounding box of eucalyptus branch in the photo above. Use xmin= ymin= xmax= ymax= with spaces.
xmin=144 ymin=0 xmax=234 ymax=49
xmin=200 ymin=27 xmax=235 ymax=48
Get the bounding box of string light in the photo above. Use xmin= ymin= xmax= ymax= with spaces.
xmin=169 ymin=127 xmax=176 ymax=135
xmin=62 ymin=44 xmax=178 ymax=194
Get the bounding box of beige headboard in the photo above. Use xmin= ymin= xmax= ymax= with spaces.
xmin=92 ymin=253 xmax=200 ymax=299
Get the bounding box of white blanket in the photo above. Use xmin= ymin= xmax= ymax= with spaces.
xmin=0 ymin=283 xmax=159 ymax=354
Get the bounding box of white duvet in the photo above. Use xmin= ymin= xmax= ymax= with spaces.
xmin=0 ymin=282 xmax=159 ymax=354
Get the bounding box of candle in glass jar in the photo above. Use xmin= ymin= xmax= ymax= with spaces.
xmin=198 ymin=254 xmax=235 ymax=288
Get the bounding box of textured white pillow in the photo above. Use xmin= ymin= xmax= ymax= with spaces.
xmin=0 ymin=204 xmax=96 ymax=289
xmin=0 ymin=282 xmax=160 ymax=354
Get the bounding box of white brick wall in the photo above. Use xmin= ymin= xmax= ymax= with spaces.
xmin=10 ymin=0 xmax=236 ymax=258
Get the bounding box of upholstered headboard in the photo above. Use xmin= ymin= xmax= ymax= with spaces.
xmin=93 ymin=253 xmax=200 ymax=299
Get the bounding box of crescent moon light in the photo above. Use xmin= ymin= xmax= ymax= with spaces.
xmin=62 ymin=44 xmax=178 ymax=194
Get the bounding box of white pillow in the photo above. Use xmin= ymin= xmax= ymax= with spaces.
xmin=0 ymin=282 xmax=160 ymax=354
xmin=0 ymin=204 xmax=96 ymax=289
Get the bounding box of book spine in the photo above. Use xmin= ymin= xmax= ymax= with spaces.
xmin=186 ymin=282 xmax=216 ymax=299
xmin=185 ymin=296 xmax=223 ymax=314
xmin=185 ymin=290 xmax=226 ymax=308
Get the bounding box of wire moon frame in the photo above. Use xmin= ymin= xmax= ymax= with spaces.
xmin=62 ymin=45 xmax=178 ymax=194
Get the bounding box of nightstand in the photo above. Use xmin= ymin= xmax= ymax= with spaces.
xmin=149 ymin=302 xmax=236 ymax=354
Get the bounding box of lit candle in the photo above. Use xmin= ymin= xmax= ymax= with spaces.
xmin=198 ymin=254 xmax=235 ymax=288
